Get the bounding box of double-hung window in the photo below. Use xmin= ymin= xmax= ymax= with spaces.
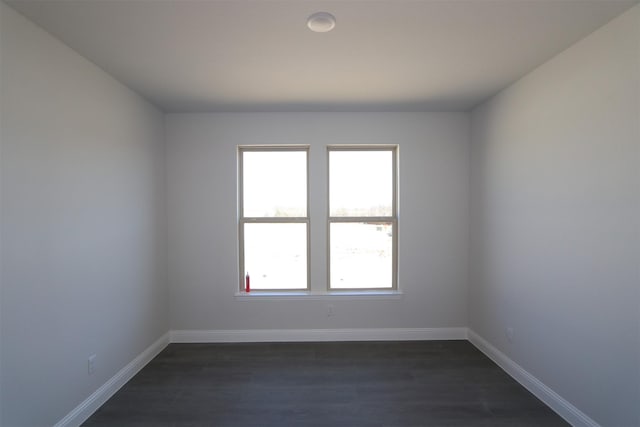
xmin=238 ymin=146 xmax=310 ymax=291
xmin=328 ymin=146 xmax=398 ymax=290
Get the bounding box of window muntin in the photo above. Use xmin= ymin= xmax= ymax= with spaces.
xmin=239 ymin=146 xmax=309 ymax=291
xmin=328 ymin=146 xmax=398 ymax=290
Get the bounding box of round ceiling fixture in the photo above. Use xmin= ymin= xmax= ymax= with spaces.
xmin=307 ymin=12 xmax=336 ymax=33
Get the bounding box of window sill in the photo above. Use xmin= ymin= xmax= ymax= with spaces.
xmin=234 ymin=290 xmax=403 ymax=301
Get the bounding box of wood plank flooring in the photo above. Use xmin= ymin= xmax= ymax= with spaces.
xmin=83 ymin=341 xmax=568 ymax=426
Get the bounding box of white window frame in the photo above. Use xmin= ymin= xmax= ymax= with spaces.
xmin=238 ymin=145 xmax=311 ymax=292
xmin=327 ymin=145 xmax=399 ymax=291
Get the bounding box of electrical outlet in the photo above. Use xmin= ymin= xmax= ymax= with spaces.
xmin=327 ymin=304 xmax=335 ymax=317
xmin=505 ymin=327 xmax=514 ymax=343
xmin=88 ymin=354 xmax=97 ymax=375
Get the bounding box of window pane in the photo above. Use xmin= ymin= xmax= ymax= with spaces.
xmin=244 ymin=223 xmax=307 ymax=290
xmin=329 ymin=151 xmax=392 ymax=217
xmin=330 ymin=222 xmax=393 ymax=289
xmin=243 ymin=151 xmax=307 ymax=217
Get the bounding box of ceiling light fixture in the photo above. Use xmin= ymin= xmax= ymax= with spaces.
xmin=307 ymin=12 xmax=336 ymax=33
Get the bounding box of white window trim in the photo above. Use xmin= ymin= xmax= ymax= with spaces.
xmin=238 ymin=145 xmax=311 ymax=292
xmin=327 ymin=145 xmax=399 ymax=291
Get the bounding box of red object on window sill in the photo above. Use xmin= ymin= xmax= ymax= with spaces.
xmin=245 ymin=273 xmax=250 ymax=293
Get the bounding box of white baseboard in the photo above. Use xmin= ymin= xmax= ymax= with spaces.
xmin=170 ymin=327 xmax=468 ymax=343
xmin=467 ymin=329 xmax=600 ymax=427
xmin=54 ymin=332 xmax=170 ymax=427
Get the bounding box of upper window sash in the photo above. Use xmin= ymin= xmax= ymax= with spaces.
xmin=239 ymin=146 xmax=310 ymax=220
xmin=327 ymin=145 xmax=398 ymax=219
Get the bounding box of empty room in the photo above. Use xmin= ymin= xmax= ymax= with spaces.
xmin=1 ymin=0 xmax=638 ymax=426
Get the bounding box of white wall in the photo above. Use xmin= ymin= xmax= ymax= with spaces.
xmin=166 ymin=113 xmax=469 ymax=331
xmin=469 ymin=5 xmax=639 ymax=427
xmin=0 ymin=3 xmax=168 ymax=426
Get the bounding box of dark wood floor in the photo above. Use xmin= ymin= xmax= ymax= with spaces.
xmin=83 ymin=340 xmax=568 ymax=427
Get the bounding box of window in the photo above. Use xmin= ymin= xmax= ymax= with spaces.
xmin=328 ymin=146 xmax=398 ymax=290
xmin=238 ymin=146 xmax=309 ymax=291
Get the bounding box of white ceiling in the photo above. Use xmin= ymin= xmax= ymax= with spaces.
xmin=6 ymin=0 xmax=638 ymax=112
